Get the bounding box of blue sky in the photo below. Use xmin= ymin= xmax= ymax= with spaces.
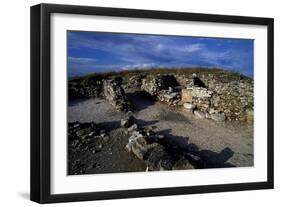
xmin=67 ymin=31 xmax=254 ymax=78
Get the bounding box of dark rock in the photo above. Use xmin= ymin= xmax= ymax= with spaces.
xmin=159 ymin=156 xmax=174 ymax=170
xmin=68 ymin=75 xmax=104 ymax=99
xmin=68 ymin=121 xmax=108 ymax=175
xmin=121 ymin=113 xmax=137 ymax=128
xmin=146 ymin=145 xmax=167 ymax=171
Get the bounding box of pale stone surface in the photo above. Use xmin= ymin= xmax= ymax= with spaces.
xmin=246 ymin=110 xmax=254 ymax=124
xmin=194 ymin=110 xmax=205 ymax=119
xmin=183 ymin=102 xmax=195 ymax=109
xmin=210 ymin=112 xmax=226 ymax=122
xmin=181 ymin=88 xmax=193 ymax=102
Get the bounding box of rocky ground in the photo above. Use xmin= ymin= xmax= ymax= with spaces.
xmin=67 ymin=69 xmax=254 ymax=175
xmin=68 ymin=92 xmax=253 ymax=175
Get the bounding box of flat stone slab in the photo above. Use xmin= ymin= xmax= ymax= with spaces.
xmin=194 ymin=110 xmax=205 ymax=119
xmin=210 ymin=112 xmax=226 ymax=122
xmin=183 ymin=102 xmax=195 ymax=109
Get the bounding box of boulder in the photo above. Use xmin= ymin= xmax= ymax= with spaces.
xmin=131 ymin=141 xmax=148 ymax=160
xmin=128 ymin=135 xmax=159 ymax=160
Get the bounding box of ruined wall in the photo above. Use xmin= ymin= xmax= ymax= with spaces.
xmin=68 ymin=76 xmax=104 ymax=99
xmin=68 ymin=70 xmax=254 ymax=122
xmin=102 ymin=78 xmax=131 ymax=112
xmin=175 ymin=73 xmax=254 ymax=121
xmin=140 ymin=74 xmax=179 ymax=96
xmin=138 ymin=72 xmax=253 ymax=122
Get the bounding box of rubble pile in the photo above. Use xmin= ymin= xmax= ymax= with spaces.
xmin=68 ymin=121 xmax=109 ymax=175
xmin=157 ymin=88 xmax=181 ymax=106
xmin=122 ymin=114 xmax=196 ymax=171
xmin=68 ymin=76 xmax=104 ymax=99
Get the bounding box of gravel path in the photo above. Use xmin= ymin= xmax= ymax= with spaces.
xmin=68 ymin=92 xmax=253 ymax=174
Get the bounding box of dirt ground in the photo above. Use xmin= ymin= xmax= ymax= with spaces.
xmin=68 ymin=91 xmax=253 ymax=174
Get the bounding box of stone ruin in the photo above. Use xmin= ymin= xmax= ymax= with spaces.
xmin=103 ymin=77 xmax=131 ymax=112
xmin=138 ymin=72 xmax=253 ymax=122
xmin=68 ymin=75 xmax=104 ymax=99
xmin=69 ymin=76 xmax=131 ymax=112
xmin=121 ymin=113 xmax=237 ymax=171
xmin=68 ymin=121 xmax=109 ymax=174
xmin=67 ymin=70 xmax=254 ymax=174
xmin=179 ymin=73 xmax=253 ymax=122
xmin=121 ymin=113 xmax=195 ymax=171
xmin=141 ymin=74 xmax=182 ymax=106
xmin=68 ymin=70 xmax=254 ymax=122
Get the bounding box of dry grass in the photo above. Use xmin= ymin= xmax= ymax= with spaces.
xmin=69 ymin=67 xmax=250 ymax=83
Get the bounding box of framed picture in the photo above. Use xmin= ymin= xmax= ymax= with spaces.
xmin=30 ymin=3 xmax=274 ymax=203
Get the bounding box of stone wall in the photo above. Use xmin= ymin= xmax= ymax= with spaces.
xmin=138 ymin=72 xmax=253 ymax=122
xmin=175 ymin=73 xmax=253 ymax=121
xmin=68 ymin=70 xmax=254 ymax=122
xmin=68 ymin=76 xmax=104 ymax=99
xmin=103 ymin=78 xmax=131 ymax=112
xmin=141 ymin=74 xmax=179 ymax=96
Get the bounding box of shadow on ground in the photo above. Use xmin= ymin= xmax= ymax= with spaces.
xmin=156 ymin=129 xmax=235 ymax=168
xmin=98 ymin=120 xmax=121 ymax=131
xmin=126 ymin=91 xmax=156 ymax=112
xmin=68 ymin=98 xmax=90 ymax=107
xmin=97 ymin=117 xmax=235 ymax=169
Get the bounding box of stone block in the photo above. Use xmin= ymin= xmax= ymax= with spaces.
xmin=181 ymin=88 xmax=193 ymax=102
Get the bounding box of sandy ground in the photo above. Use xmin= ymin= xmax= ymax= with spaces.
xmin=68 ymin=92 xmax=253 ymax=174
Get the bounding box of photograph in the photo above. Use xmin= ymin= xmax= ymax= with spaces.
xmin=29 ymin=2 xmax=274 ymax=203
xmin=67 ymin=31 xmax=254 ymax=175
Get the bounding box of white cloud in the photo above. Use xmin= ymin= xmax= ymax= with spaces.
xmin=68 ymin=57 xmax=96 ymax=64
xmin=183 ymin=43 xmax=204 ymax=52
xmin=121 ymin=63 xmax=156 ymax=70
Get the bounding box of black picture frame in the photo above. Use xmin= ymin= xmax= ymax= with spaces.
xmin=30 ymin=3 xmax=274 ymax=204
